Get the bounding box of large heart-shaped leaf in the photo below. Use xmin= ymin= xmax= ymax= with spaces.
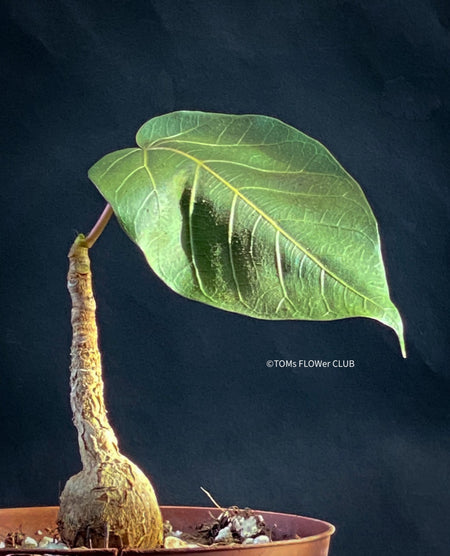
xmin=88 ymin=111 xmax=406 ymax=356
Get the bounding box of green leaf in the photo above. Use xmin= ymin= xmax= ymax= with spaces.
xmin=88 ymin=111 xmax=406 ymax=357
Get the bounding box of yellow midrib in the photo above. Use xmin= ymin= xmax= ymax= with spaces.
xmin=148 ymin=144 xmax=384 ymax=312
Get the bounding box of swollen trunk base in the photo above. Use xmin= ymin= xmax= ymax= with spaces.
xmin=58 ymin=235 xmax=163 ymax=549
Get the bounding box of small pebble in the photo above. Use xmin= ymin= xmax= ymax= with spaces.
xmin=39 ymin=536 xmax=55 ymax=547
xmin=214 ymin=525 xmax=233 ymax=543
xmin=168 ymin=530 xmax=183 ymax=538
xmin=164 ymin=536 xmax=199 ymax=549
xmin=22 ymin=536 xmax=38 ymax=547
xmin=232 ymin=515 xmax=259 ymax=538
xmin=48 ymin=542 xmax=69 ymax=550
xmin=37 ymin=538 xmax=69 ymax=550
xmin=254 ymin=535 xmax=270 ymax=544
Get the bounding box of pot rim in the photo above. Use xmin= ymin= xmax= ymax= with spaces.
xmin=0 ymin=505 xmax=335 ymax=553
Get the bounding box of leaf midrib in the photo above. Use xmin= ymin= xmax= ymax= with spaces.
xmin=146 ymin=145 xmax=385 ymax=313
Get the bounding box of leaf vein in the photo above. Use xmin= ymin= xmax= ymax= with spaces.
xmin=189 ymin=166 xmax=214 ymax=302
xmin=155 ymin=139 xmax=302 ymax=149
xmin=228 ymin=194 xmax=249 ymax=308
xmin=143 ymin=150 xmax=161 ymax=214
xmin=204 ymin=159 xmax=334 ymax=177
xmin=99 ymin=148 xmax=140 ymax=180
xmin=115 ymin=165 xmax=145 ymax=202
xmin=320 ymin=269 xmax=332 ymax=314
xmin=275 ymin=230 xmax=296 ymax=312
xmin=148 ymin=124 xmax=202 ymax=148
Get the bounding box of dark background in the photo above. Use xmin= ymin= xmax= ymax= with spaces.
xmin=1 ymin=1 xmax=449 ymax=555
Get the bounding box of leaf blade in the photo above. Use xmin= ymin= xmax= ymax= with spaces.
xmin=89 ymin=111 xmax=406 ymax=357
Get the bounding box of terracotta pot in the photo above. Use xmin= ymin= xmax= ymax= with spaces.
xmin=0 ymin=506 xmax=334 ymax=556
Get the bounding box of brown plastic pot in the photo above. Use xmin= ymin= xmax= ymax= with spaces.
xmin=0 ymin=506 xmax=334 ymax=556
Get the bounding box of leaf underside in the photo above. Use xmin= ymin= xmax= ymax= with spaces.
xmin=88 ymin=111 xmax=405 ymax=357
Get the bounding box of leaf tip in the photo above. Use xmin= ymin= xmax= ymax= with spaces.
xmin=390 ymin=307 xmax=407 ymax=358
xmin=399 ymin=335 xmax=407 ymax=359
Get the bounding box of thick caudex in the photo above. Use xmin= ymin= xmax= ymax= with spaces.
xmin=58 ymin=236 xmax=163 ymax=548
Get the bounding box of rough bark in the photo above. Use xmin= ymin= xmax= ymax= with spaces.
xmin=57 ymin=235 xmax=163 ymax=549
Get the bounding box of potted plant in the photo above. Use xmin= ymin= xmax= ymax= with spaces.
xmin=0 ymin=111 xmax=405 ymax=555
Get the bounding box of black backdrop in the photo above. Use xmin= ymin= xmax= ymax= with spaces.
xmin=1 ymin=1 xmax=449 ymax=555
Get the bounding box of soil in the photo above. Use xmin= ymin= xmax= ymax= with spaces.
xmin=164 ymin=506 xmax=281 ymax=548
xmin=0 ymin=526 xmax=64 ymax=549
xmin=0 ymin=507 xmax=294 ymax=551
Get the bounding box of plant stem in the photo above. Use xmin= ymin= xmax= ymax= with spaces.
xmin=67 ymin=235 xmax=120 ymax=467
xmin=85 ymin=203 xmax=114 ymax=248
xmin=59 ymin=232 xmax=163 ymax=548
